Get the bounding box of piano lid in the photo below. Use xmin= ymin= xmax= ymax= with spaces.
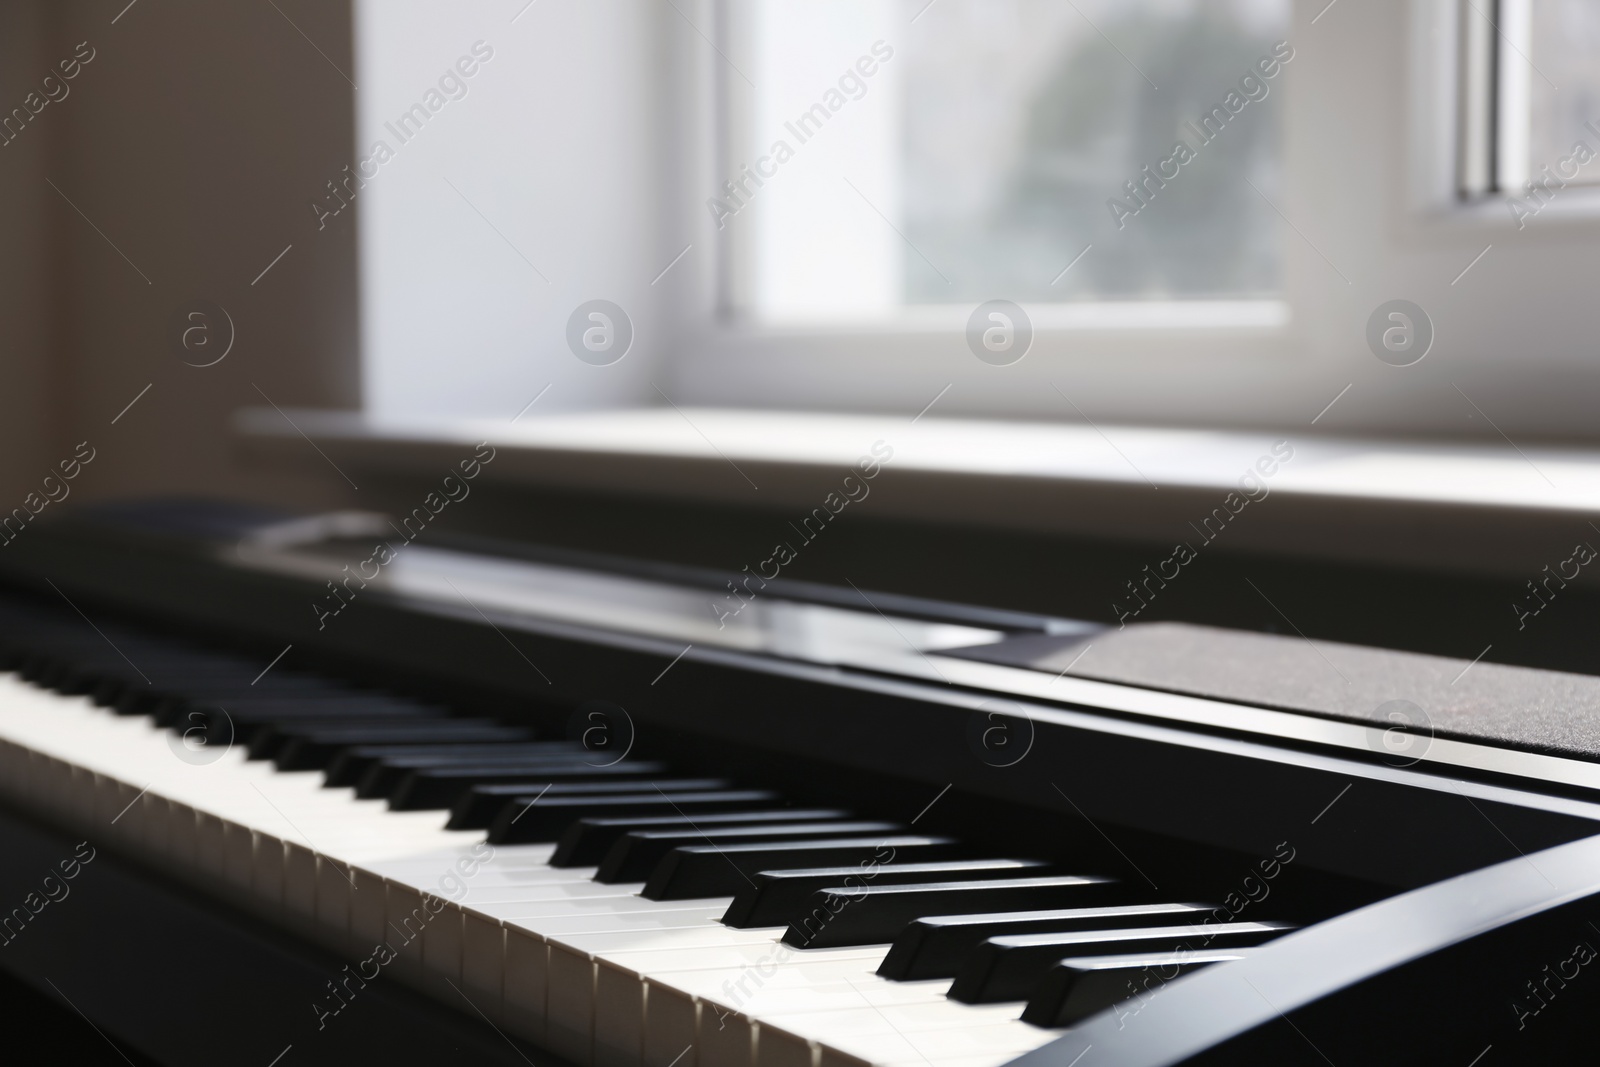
xmin=230 ymin=526 xmax=1012 ymax=674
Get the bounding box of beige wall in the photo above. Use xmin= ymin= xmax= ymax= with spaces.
xmin=0 ymin=4 xmax=60 ymax=506
xmin=1 ymin=0 xmax=361 ymax=516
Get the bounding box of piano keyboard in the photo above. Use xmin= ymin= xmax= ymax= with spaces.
xmin=10 ymin=502 xmax=1600 ymax=1065
xmin=0 ymin=605 xmax=1294 ymax=1067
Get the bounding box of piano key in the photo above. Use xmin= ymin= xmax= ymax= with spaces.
xmin=389 ymin=761 xmax=678 ymax=810
xmin=484 ymin=789 xmax=782 ymax=843
xmin=803 ymin=1018 xmax=1058 ymax=1067
xmin=454 ymin=778 xmax=738 ymax=831
xmin=561 ymin=939 xmax=886 ymax=1067
xmin=947 ymin=920 xmax=1291 ymax=1003
xmin=640 ymin=955 xmax=935 ymax=1067
xmin=326 ymin=739 xmax=586 ymax=788
xmin=551 ymin=809 xmax=855 ymax=868
xmin=876 ymin=902 xmax=1216 ymax=980
xmin=205 ymin=697 xmax=441 ymax=742
xmin=246 ymin=716 xmax=464 ymax=758
xmin=102 ymin=671 xmax=337 ymax=713
xmin=674 ymin=972 xmax=960 ymax=1067
xmin=784 ymin=876 xmax=1121 ymax=948
xmin=469 ymin=894 xmax=747 ymax=1047
xmin=94 ymin=665 xmax=283 ymax=709
xmin=724 ymin=860 xmax=1051 ymax=929
xmin=644 ymin=837 xmax=970 ymax=901
xmin=272 ymin=722 xmax=535 ymax=769
xmin=596 ymin=821 xmax=909 ymax=884
xmin=143 ymin=679 xmax=364 ymax=722
xmin=1018 ymin=949 xmax=1254 ymax=1027
xmin=756 ymin=1003 xmax=1048 ymax=1067
xmin=43 ymin=655 xmax=251 ymax=698
xmin=344 ymin=744 xmax=605 ymax=793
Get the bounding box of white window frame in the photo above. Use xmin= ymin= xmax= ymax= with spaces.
xmin=649 ymin=0 xmax=1600 ymax=442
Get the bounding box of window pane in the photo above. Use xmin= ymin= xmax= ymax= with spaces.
xmin=1526 ymin=0 xmax=1600 ymax=187
xmin=737 ymin=0 xmax=1290 ymax=320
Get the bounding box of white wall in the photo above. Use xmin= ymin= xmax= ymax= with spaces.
xmin=356 ymin=0 xmax=666 ymax=422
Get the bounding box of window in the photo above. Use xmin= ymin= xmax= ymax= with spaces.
xmin=721 ymin=0 xmax=1292 ymax=322
xmin=1459 ymin=0 xmax=1600 ymax=198
xmin=352 ymin=1 xmax=1600 ymax=442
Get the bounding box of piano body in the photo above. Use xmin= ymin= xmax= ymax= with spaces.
xmin=1 ymin=500 xmax=1599 ymax=1066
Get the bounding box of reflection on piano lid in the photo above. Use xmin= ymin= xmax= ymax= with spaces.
xmin=233 ymin=523 xmax=1019 ymax=668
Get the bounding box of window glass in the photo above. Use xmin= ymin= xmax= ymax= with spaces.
xmin=736 ymin=0 xmax=1291 ymax=320
xmin=1526 ymin=0 xmax=1600 ymax=186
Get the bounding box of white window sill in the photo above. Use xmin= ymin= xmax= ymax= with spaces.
xmin=235 ymin=406 xmax=1600 ymax=580
xmin=734 ymin=300 xmax=1289 ymax=335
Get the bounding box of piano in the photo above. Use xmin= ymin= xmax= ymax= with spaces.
xmin=1 ymin=499 xmax=1598 ymax=1066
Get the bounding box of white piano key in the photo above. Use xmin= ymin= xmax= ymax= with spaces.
xmin=699 ymin=1006 xmax=757 ymax=1067
xmin=478 ymin=843 xmax=560 ymax=868
xmin=385 ymin=882 xmax=433 ymax=984
xmin=598 ymin=945 xmax=888 ymax=1067
xmin=547 ymin=936 xmax=599 ymax=1062
xmin=352 ymin=868 xmax=391 ymax=951
xmin=571 ymin=929 xmax=808 ymax=1067
xmin=505 ymin=925 xmax=549 ymax=1043
xmin=640 ymin=954 xmax=918 ymax=1067
xmin=533 ymin=909 xmax=728 ymax=936
xmin=138 ymin=792 xmax=171 ymax=858
xmin=670 ymin=973 xmax=924 ymax=1067
xmin=167 ymin=799 xmax=200 ymax=869
xmin=801 ymin=1017 xmax=1055 ymax=1067
xmin=871 ymin=1057 xmax=1032 ymax=1067
xmin=222 ymin=822 xmax=256 ymax=891
xmin=462 ymin=911 xmax=507 ymax=1024
xmin=283 ymin=841 xmax=319 ymax=927
xmin=316 ymin=853 xmax=361 ymax=946
xmin=642 ymin=987 xmax=699 ymax=1067
xmin=498 ymin=898 xmax=755 ymax=1059
xmin=759 ymin=998 xmax=1027 ymax=1067
xmin=195 ymin=811 xmax=227 ymax=880
xmin=485 ymin=893 xmax=730 ymax=921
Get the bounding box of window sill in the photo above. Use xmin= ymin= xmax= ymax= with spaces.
xmin=235 ymin=406 xmax=1600 ymax=580
xmin=731 ymin=299 xmax=1289 ymax=334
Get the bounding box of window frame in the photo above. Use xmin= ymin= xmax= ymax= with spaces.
xmin=651 ymin=0 xmax=1600 ymax=443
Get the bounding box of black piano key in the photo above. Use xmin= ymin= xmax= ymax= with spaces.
xmin=360 ymin=753 xmax=633 ymax=799
xmin=1019 ymin=950 xmax=1254 ymax=1028
xmin=782 ymin=876 xmax=1121 ymax=948
xmin=448 ymin=778 xmax=731 ymax=830
xmin=549 ymin=809 xmax=853 ymax=867
xmin=724 ymin=860 xmax=1053 ymax=929
xmin=596 ymin=821 xmax=909 ymax=884
xmin=876 ymin=902 xmax=1216 ymax=981
xmin=948 ymin=920 xmax=1291 ymax=1004
xmin=484 ymin=789 xmax=783 ymax=844
xmin=335 ymin=742 xmax=591 ymax=791
xmin=88 ymin=660 xmax=285 ymax=706
xmin=246 ymin=716 xmax=459 ymax=761
xmin=387 ymin=761 xmax=675 ymax=809
xmin=271 ymin=723 xmax=533 ymax=770
xmin=38 ymin=654 xmax=243 ymax=702
xmin=209 ymin=699 xmax=443 ymax=745
xmin=142 ymin=679 xmax=359 ymax=722
xmin=42 ymin=652 xmax=251 ymax=698
xmin=643 ymin=836 xmax=968 ymax=901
